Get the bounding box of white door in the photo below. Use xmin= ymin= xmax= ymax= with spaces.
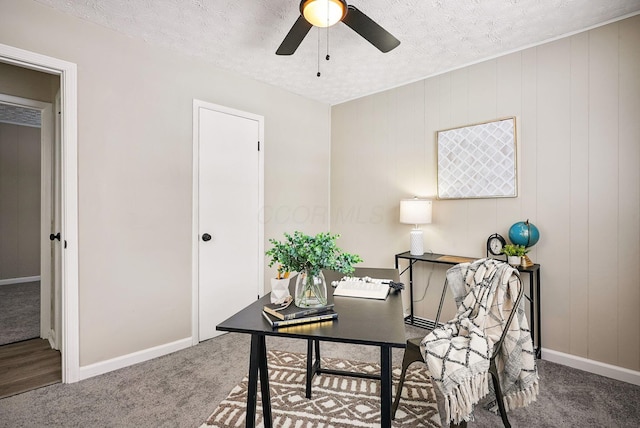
xmin=50 ymin=91 xmax=63 ymax=349
xmin=195 ymin=101 xmax=264 ymax=341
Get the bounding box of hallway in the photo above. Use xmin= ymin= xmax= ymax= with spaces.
xmin=0 ymin=338 xmax=61 ymax=399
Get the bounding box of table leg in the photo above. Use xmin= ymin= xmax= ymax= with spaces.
xmin=522 ymin=269 xmax=542 ymax=359
xmin=246 ymin=334 xmax=272 ymax=428
xmin=380 ymin=345 xmax=392 ymax=428
xmin=305 ymin=339 xmax=314 ymax=398
xmin=536 ymin=269 xmax=541 ymax=359
xmin=258 ymin=335 xmax=272 ymax=426
xmin=246 ymin=335 xmax=260 ymax=427
xmin=409 ymin=261 xmax=415 ymax=324
xmin=305 ymin=339 xmax=322 ymax=398
xmin=528 ymin=272 xmax=535 ymax=356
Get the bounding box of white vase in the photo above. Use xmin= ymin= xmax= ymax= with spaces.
xmin=270 ymin=278 xmax=291 ymax=304
xmin=507 ymin=256 xmax=521 ymax=266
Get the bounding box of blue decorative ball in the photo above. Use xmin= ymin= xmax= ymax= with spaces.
xmin=509 ymin=220 xmax=540 ymax=247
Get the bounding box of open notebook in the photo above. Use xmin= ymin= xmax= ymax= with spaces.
xmin=333 ymin=277 xmax=391 ymax=300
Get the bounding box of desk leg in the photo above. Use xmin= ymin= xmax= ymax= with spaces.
xmin=247 ymin=334 xmax=272 ymax=428
xmin=380 ymin=345 xmax=392 ymax=428
xmin=305 ymin=339 xmax=321 ymax=399
xmin=258 ymin=335 xmax=272 ymax=426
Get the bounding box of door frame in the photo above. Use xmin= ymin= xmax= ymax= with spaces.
xmin=0 ymin=93 xmax=55 ymax=347
xmin=191 ymin=99 xmax=264 ymax=345
xmin=0 ymin=43 xmax=79 ymax=383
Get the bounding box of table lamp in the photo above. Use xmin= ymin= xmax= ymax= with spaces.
xmin=400 ymin=198 xmax=432 ymax=256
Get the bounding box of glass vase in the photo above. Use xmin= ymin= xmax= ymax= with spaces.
xmin=294 ymin=269 xmax=328 ymax=308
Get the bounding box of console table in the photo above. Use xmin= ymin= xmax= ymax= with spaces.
xmin=395 ymin=251 xmax=542 ymax=359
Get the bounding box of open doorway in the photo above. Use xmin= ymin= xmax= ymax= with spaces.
xmin=0 ymin=98 xmax=51 ymax=347
xmin=0 ymin=43 xmax=79 ymax=384
xmin=0 ymin=76 xmax=61 ymax=397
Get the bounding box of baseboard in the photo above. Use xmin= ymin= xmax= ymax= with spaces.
xmin=0 ymin=276 xmax=41 ymax=286
xmin=47 ymin=329 xmax=59 ymax=351
xmin=542 ymin=348 xmax=640 ymax=386
xmin=78 ymin=337 xmax=192 ymax=381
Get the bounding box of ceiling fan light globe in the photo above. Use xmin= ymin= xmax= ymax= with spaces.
xmin=301 ymin=0 xmax=347 ymax=28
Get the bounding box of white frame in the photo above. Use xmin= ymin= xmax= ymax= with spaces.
xmin=0 ymin=43 xmax=79 ymax=383
xmin=437 ymin=117 xmax=517 ymax=199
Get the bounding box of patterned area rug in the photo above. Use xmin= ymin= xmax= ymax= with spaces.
xmin=202 ymin=350 xmax=440 ymax=427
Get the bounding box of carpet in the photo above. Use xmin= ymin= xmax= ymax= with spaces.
xmin=0 ymin=281 xmax=40 ymax=346
xmin=202 ymin=350 xmax=440 ymax=427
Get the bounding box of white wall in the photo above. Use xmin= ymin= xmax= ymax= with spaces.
xmin=0 ymin=122 xmax=40 ymax=280
xmin=331 ymin=15 xmax=640 ymax=372
xmin=0 ymin=0 xmax=330 ymax=366
xmin=2 ymin=0 xmax=637 ymax=376
xmin=0 ymin=62 xmax=56 ymax=281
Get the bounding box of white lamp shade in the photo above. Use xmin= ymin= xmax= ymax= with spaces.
xmin=400 ymin=198 xmax=432 ymax=225
xmin=302 ymin=0 xmax=347 ymax=27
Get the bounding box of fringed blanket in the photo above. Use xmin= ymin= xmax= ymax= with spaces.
xmin=421 ymin=258 xmax=539 ymax=424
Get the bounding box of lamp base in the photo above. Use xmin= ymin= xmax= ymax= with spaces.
xmin=409 ymin=229 xmax=424 ymax=256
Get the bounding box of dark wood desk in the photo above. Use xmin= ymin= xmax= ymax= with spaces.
xmin=395 ymin=251 xmax=542 ymax=359
xmin=216 ymin=267 xmax=406 ymax=428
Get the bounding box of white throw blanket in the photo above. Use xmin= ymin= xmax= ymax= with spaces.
xmin=421 ymin=258 xmax=539 ymax=424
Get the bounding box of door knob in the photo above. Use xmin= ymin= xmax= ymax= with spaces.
xmin=202 ymin=233 xmax=212 ymax=242
xmin=49 ymin=232 xmax=61 ymax=241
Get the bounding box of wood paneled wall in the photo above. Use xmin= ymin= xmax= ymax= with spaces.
xmin=330 ymin=15 xmax=640 ymax=371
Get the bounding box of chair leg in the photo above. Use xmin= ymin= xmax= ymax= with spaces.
xmin=489 ymin=361 xmax=511 ymax=428
xmin=391 ymin=357 xmax=412 ymax=419
xmin=392 ymin=338 xmax=424 ymax=419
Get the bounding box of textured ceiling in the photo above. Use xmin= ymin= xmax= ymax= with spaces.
xmin=34 ymin=0 xmax=640 ymax=105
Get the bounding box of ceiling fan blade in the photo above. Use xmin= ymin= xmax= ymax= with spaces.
xmin=276 ymin=15 xmax=313 ymax=55
xmin=342 ymin=5 xmax=400 ymax=53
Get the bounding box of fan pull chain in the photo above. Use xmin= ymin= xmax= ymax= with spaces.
xmin=326 ymin=25 xmax=330 ymax=61
xmin=317 ymin=27 xmax=321 ymax=77
xmin=326 ymin=0 xmax=330 ymax=61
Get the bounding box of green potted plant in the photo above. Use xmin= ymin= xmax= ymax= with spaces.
xmin=502 ymin=244 xmax=528 ymax=266
xmin=266 ymin=231 xmax=363 ymax=308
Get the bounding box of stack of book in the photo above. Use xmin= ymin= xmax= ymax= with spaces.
xmin=262 ymin=301 xmax=337 ymax=328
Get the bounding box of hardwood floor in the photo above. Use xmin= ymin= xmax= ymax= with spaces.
xmin=0 ymin=338 xmax=61 ymax=399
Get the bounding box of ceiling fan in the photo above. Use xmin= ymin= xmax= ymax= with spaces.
xmin=276 ymin=0 xmax=400 ymax=55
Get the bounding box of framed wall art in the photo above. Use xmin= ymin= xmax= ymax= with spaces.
xmin=436 ymin=117 xmax=517 ymax=199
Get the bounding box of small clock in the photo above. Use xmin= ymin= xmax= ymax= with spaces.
xmin=487 ymin=233 xmax=507 ymax=256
